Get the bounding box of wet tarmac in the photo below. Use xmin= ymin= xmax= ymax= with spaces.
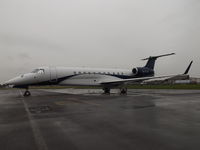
xmin=1 ymin=89 xmax=200 ymax=150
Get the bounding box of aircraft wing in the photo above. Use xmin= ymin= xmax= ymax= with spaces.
xmin=100 ymin=61 xmax=193 ymax=86
xmin=100 ymin=74 xmax=188 ymax=86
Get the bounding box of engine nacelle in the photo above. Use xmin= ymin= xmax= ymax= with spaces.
xmin=132 ymin=67 xmax=154 ymax=77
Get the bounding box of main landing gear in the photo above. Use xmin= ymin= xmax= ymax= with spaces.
xmin=120 ymin=87 xmax=127 ymax=95
xmin=103 ymin=87 xmax=110 ymax=94
xmin=102 ymin=87 xmax=128 ymax=95
xmin=23 ymin=87 xmax=31 ymax=97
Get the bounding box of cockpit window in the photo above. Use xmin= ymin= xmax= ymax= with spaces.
xmin=31 ymin=69 xmax=45 ymax=74
xmin=31 ymin=69 xmax=39 ymax=73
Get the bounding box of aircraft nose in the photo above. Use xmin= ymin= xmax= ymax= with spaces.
xmin=4 ymin=77 xmax=21 ymax=86
xmin=4 ymin=74 xmax=35 ymax=87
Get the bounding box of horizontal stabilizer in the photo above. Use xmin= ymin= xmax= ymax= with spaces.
xmin=142 ymin=53 xmax=175 ymax=60
xmin=142 ymin=52 xmax=175 ymax=69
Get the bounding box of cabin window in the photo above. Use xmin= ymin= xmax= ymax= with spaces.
xmin=31 ymin=69 xmax=39 ymax=73
xmin=74 ymin=71 xmax=76 ymax=74
xmin=78 ymin=71 xmax=81 ymax=74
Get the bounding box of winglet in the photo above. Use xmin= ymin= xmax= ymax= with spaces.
xmin=184 ymin=61 xmax=193 ymax=75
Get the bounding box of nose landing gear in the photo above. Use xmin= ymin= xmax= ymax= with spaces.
xmin=24 ymin=88 xmax=31 ymax=97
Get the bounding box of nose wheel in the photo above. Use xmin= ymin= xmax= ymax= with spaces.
xmin=24 ymin=88 xmax=31 ymax=97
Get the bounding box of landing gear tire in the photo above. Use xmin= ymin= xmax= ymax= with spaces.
xmin=120 ymin=88 xmax=127 ymax=95
xmin=103 ymin=87 xmax=110 ymax=94
xmin=24 ymin=91 xmax=31 ymax=97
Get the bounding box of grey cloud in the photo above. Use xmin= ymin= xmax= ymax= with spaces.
xmin=0 ymin=33 xmax=66 ymax=51
xmin=18 ymin=52 xmax=32 ymax=60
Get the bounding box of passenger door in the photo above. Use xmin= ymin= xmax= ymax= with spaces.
xmin=50 ymin=67 xmax=57 ymax=83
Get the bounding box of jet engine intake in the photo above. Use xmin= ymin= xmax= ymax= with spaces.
xmin=132 ymin=67 xmax=154 ymax=77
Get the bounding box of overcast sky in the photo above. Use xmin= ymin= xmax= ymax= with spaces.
xmin=0 ymin=0 xmax=199 ymax=82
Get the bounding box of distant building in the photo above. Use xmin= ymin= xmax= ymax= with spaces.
xmin=166 ymin=77 xmax=200 ymax=84
xmin=174 ymin=80 xmax=191 ymax=84
xmin=190 ymin=77 xmax=200 ymax=84
xmin=143 ymin=77 xmax=200 ymax=85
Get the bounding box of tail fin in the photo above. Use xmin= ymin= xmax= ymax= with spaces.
xmin=142 ymin=53 xmax=175 ymax=69
xmin=184 ymin=61 xmax=193 ymax=75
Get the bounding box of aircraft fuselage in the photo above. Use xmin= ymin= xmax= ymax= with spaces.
xmin=5 ymin=67 xmax=141 ymax=88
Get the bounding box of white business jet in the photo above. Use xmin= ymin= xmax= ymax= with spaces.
xmin=3 ymin=53 xmax=193 ymax=96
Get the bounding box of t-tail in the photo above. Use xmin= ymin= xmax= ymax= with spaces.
xmin=132 ymin=53 xmax=175 ymax=77
xmin=142 ymin=53 xmax=175 ymax=70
